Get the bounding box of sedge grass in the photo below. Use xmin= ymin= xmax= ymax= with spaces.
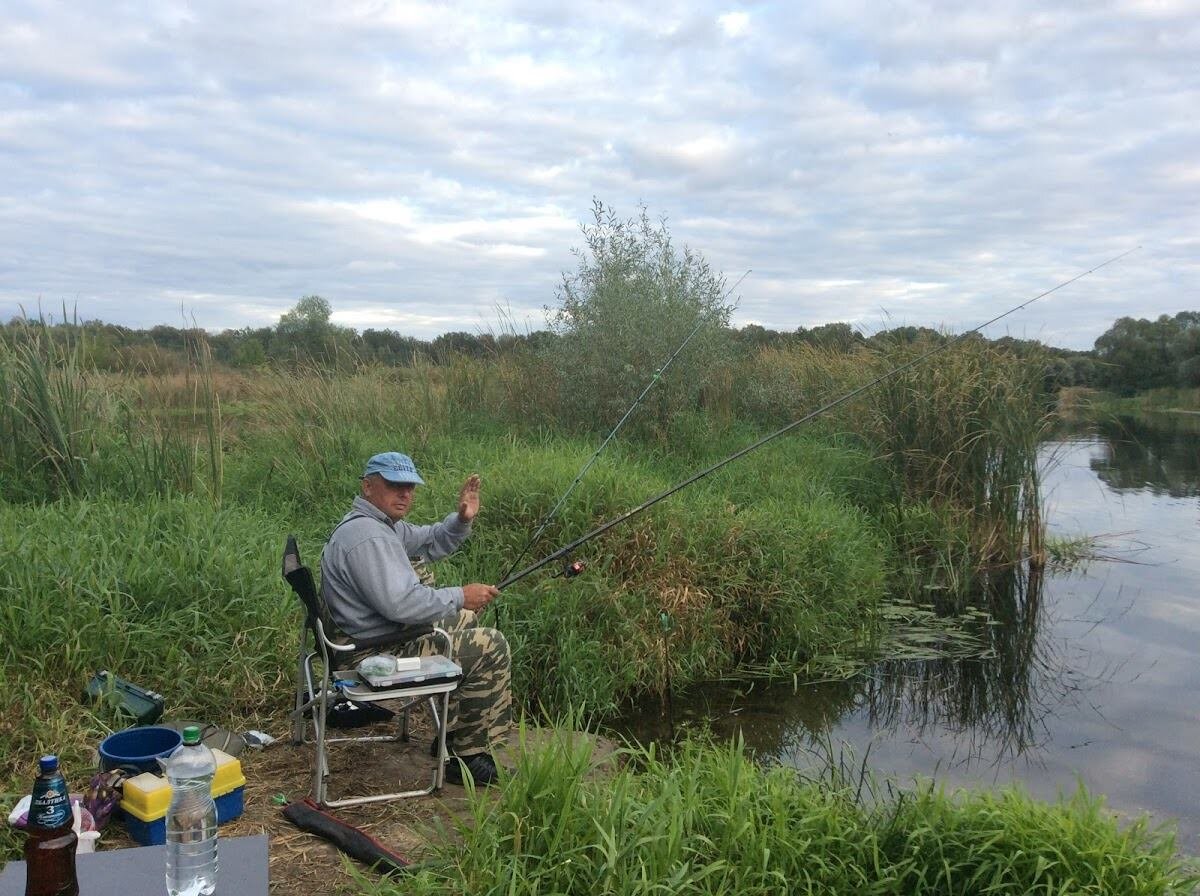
xmin=371 ymin=730 xmax=1198 ymax=896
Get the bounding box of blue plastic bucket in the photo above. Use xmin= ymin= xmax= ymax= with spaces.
xmin=98 ymin=726 xmax=183 ymax=773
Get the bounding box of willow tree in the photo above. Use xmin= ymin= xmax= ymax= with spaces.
xmin=550 ymin=200 xmax=734 ymax=438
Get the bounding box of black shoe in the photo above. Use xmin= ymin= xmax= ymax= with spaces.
xmin=430 ymin=731 xmax=454 ymax=758
xmin=445 ymin=752 xmax=500 ymax=787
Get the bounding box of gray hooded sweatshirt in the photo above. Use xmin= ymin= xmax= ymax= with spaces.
xmin=320 ymin=495 xmax=471 ymax=643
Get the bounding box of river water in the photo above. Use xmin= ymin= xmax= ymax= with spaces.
xmin=620 ymin=413 xmax=1200 ymax=852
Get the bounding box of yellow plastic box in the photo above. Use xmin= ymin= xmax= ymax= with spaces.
xmin=120 ymin=748 xmax=245 ymax=845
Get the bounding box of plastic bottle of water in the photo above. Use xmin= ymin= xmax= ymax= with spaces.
xmin=163 ymin=726 xmax=218 ymax=896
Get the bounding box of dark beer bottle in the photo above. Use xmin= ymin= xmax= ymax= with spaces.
xmin=23 ymin=755 xmax=79 ymax=896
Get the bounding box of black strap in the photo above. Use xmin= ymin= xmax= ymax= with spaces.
xmin=327 ymin=511 xmax=377 ymax=542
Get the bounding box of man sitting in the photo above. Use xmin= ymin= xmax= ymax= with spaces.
xmin=321 ymin=451 xmax=508 ymax=786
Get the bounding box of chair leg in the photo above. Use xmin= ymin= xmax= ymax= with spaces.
xmin=293 ymin=641 xmax=313 ymax=746
xmin=432 ymin=691 xmax=450 ymax=789
xmin=427 ymin=699 xmax=443 ymax=752
xmin=313 ymin=686 xmax=457 ymax=807
xmin=291 ymin=652 xmax=320 ymax=745
xmin=312 ymin=684 xmax=329 ymax=805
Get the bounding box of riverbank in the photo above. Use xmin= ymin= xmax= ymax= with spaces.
xmin=13 ymin=718 xmax=1195 ymax=895
xmin=91 ymin=723 xmax=617 ymax=894
xmin=366 ymin=731 xmax=1199 ymax=895
xmin=1059 ymin=386 xmax=1200 ymax=416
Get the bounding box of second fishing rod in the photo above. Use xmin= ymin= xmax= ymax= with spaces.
xmin=499 ymin=268 xmax=751 ymax=585
xmin=487 ymin=269 xmax=748 ymax=628
xmin=496 ymin=247 xmax=1139 ymax=592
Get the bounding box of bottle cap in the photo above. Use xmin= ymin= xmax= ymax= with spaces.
xmin=181 ymin=726 xmax=202 ymax=745
xmin=38 ymin=755 xmax=59 ymax=773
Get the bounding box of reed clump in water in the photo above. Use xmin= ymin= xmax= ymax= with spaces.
xmin=861 ymin=337 xmax=1050 ymax=599
xmin=710 ymin=333 xmax=1052 ymax=596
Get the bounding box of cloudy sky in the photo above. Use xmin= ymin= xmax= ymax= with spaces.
xmin=1 ymin=1 xmax=1196 ymax=349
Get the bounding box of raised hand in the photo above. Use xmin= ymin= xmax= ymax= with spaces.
xmin=457 ymin=473 xmax=482 ymax=523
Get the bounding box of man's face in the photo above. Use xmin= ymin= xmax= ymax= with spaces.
xmin=361 ymin=474 xmax=416 ymax=522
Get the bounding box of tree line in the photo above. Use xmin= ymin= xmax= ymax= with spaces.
xmin=3 ymin=299 xmax=1196 ymax=397
xmin=6 ymin=197 xmax=1195 ymax=397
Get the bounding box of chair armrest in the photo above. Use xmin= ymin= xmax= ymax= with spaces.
xmin=315 ymin=619 xmax=361 ymax=653
xmin=319 ymin=619 xmax=453 ymax=660
xmin=428 ymin=627 xmax=453 ymax=662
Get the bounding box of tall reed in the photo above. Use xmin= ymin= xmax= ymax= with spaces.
xmin=0 ymin=320 xmax=100 ymax=499
xmin=0 ymin=322 xmax=228 ymax=503
xmin=862 ymin=337 xmax=1050 ymax=585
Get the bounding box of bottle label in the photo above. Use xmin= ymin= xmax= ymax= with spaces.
xmin=30 ymin=782 xmax=71 ymax=829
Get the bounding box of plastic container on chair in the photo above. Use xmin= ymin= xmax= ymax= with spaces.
xmin=163 ymin=726 xmax=219 ymax=896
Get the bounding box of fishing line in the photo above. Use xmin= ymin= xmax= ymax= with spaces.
xmin=497 ymin=247 xmax=1139 ymax=591
xmin=499 ymin=269 xmax=751 ymax=583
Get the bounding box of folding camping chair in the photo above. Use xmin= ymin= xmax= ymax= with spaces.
xmin=283 ymin=535 xmax=461 ymax=806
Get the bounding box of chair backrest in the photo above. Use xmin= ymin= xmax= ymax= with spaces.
xmin=283 ymin=534 xmax=437 ymax=654
xmin=282 ymin=535 xmax=336 ymax=644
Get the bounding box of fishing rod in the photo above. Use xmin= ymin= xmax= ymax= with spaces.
xmin=498 ymin=269 xmax=751 ymax=584
xmin=497 ymin=247 xmax=1139 ymax=591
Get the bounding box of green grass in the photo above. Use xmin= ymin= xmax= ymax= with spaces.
xmin=0 ymin=435 xmax=889 ymax=756
xmin=0 ymin=498 xmax=293 ymax=779
xmin=2 ymin=335 xmax=1105 ymax=876
xmin=364 ymin=731 xmax=1198 ymax=895
xmin=1079 ymin=387 xmax=1200 ymax=415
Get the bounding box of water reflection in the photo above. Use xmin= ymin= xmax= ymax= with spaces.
xmin=864 ymin=566 xmax=1049 ymax=765
xmin=1090 ymin=413 xmax=1200 ymax=497
xmin=621 ymin=563 xmax=1107 ymax=772
xmin=616 ymin=412 xmax=1200 ymax=850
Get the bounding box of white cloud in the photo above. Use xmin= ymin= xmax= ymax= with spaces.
xmin=717 ymin=11 xmax=750 ymax=38
xmin=330 ymin=306 xmax=465 ymax=330
xmin=482 ymin=54 xmax=578 ymax=91
xmin=0 ymin=0 xmax=1195 ymax=347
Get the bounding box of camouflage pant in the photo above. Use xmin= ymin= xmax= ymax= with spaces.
xmin=398 ymin=610 xmax=512 ymax=756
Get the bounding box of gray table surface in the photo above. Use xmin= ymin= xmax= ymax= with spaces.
xmin=0 ymin=833 xmax=268 ymax=895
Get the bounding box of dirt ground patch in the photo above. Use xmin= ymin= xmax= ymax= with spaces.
xmin=95 ymin=713 xmax=613 ymax=895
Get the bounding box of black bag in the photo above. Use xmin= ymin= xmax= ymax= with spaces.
xmin=282 ymin=798 xmax=412 ymax=874
xmin=321 ymin=695 xmax=395 ymax=729
xmin=161 ymin=719 xmax=246 ymax=757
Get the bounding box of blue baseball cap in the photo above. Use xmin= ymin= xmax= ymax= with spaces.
xmin=362 ymin=452 xmax=425 ymax=485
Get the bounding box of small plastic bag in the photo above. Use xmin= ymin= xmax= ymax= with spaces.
xmin=8 ymin=795 xmax=99 ymax=852
xmin=357 ymin=654 xmax=398 ymax=678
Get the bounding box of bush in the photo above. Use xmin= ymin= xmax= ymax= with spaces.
xmin=550 ymin=200 xmax=734 ymax=439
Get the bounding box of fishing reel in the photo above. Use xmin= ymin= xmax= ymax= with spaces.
xmin=551 ymin=558 xmax=586 ymax=580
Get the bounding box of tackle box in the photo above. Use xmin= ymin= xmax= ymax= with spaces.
xmin=119 ymin=748 xmax=245 ymax=846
